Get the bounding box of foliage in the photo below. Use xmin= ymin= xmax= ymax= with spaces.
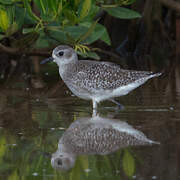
xmin=122 ymin=149 xmax=135 ymax=177
xmin=0 ymin=0 xmax=141 ymax=59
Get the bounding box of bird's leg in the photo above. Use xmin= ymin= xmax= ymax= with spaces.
xmin=93 ymin=100 xmax=97 ymax=109
xmin=109 ymin=99 xmax=124 ymax=110
xmin=92 ymin=109 xmax=97 ymax=117
xmin=92 ymin=100 xmax=98 ymax=116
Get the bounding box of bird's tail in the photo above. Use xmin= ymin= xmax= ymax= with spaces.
xmin=154 ymin=72 xmax=162 ymax=77
xmin=150 ymin=72 xmax=162 ymax=78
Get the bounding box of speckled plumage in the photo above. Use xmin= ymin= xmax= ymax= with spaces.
xmin=63 ymin=60 xmax=157 ymax=92
xmin=51 ymin=116 xmax=159 ymax=171
xmin=59 ymin=116 xmax=157 ymax=155
xmin=50 ymin=45 xmax=161 ymax=109
xmin=60 ymin=122 xmax=151 ymax=154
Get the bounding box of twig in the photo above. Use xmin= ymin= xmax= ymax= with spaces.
xmin=0 ymin=43 xmax=51 ymax=57
xmin=0 ymin=43 xmax=122 ymax=61
xmin=93 ymin=48 xmax=121 ymax=60
xmin=0 ymin=43 xmax=18 ymax=53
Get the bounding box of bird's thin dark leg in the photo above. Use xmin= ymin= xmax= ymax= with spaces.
xmin=92 ymin=100 xmax=97 ymax=109
xmin=92 ymin=100 xmax=98 ymax=116
xmin=109 ymin=99 xmax=124 ymax=110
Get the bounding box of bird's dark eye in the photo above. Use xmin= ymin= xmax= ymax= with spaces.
xmin=58 ymin=51 xmax=64 ymax=56
xmin=57 ymin=159 xmax=62 ymax=166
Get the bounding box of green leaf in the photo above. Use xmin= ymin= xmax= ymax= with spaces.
xmin=87 ymin=51 xmax=100 ymax=60
xmin=0 ymin=0 xmax=13 ymax=5
xmin=15 ymin=6 xmax=25 ymax=29
xmin=122 ymin=149 xmax=135 ymax=177
xmin=39 ymin=0 xmax=46 ymax=14
xmin=33 ymin=0 xmax=54 ymax=19
xmin=79 ymin=0 xmax=91 ymax=20
xmin=86 ymin=4 xmax=100 ymax=21
xmin=80 ymin=22 xmax=108 ymax=44
xmin=33 ymin=0 xmax=44 ymax=13
xmin=34 ymin=32 xmax=49 ymax=48
xmin=77 ymin=19 xmax=98 ymax=43
xmin=57 ymin=0 xmax=63 ymax=15
xmin=99 ymin=25 xmax=111 ymax=45
xmin=64 ymin=9 xmax=77 ymax=25
xmin=64 ymin=26 xmax=87 ymax=41
xmin=47 ymin=0 xmax=58 ymax=13
xmin=75 ymin=0 xmax=80 ymax=7
xmin=7 ymin=4 xmax=15 ymax=23
xmin=34 ymin=0 xmax=57 ymax=17
xmin=46 ymin=26 xmax=67 ymax=43
xmin=77 ymin=51 xmax=100 ymax=60
xmin=104 ymin=7 xmax=141 ymax=19
xmin=0 ymin=9 xmax=10 ymax=32
xmin=6 ymin=22 xmax=18 ymax=36
xmin=24 ymin=0 xmax=41 ymax=22
xmin=100 ymin=30 xmax=111 ymax=45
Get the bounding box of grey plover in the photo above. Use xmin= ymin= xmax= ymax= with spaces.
xmin=41 ymin=45 xmax=161 ymax=109
xmin=51 ymin=115 xmax=159 ymax=171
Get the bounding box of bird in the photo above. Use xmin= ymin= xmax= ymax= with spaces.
xmin=41 ymin=45 xmax=161 ymax=110
xmin=51 ymin=115 xmax=159 ymax=171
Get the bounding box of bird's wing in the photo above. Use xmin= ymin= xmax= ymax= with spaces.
xmin=77 ymin=62 xmax=155 ymax=90
xmin=67 ymin=61 xmax=155 ymax=91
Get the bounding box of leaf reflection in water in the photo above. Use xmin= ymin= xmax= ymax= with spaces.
xmin=51 ymin=115 xmax=159 ymax=171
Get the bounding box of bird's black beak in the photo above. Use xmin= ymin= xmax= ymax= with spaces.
xmin=40 ymin=57 xmax=54 ymax=64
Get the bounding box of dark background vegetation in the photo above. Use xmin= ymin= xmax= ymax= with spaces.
xmin=0 ymin=0 xmax=179 ymax=89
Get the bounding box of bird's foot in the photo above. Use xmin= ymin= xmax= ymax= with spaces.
xmin=109 ymin=99 xmax=125 ymax=110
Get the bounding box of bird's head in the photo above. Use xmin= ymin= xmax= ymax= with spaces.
xmin=41 ymin=45 xmax=78 ymax=66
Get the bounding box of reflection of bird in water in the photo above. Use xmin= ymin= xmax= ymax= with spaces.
xmin=51 ymin=115 xmax=159 ymax=171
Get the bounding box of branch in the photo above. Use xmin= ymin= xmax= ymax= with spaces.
xmin=0 ymin=43 xmax=18 ymax=53
xmin=94 ymin=48 xmax=121 ymax=60
xmin=159 ymin=0 xmax=180 ymax=12
xmin=0 ymin=43 xmax=51 ymax=57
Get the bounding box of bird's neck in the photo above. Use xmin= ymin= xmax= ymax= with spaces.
xmin=58 ymin=61 xmax=76 ymax=79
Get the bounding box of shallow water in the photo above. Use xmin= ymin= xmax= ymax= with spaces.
xmin=0 ymin=72 xmax=180 ymax=180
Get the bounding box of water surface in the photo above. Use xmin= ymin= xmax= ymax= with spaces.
xmin=0 ymin=72 xmax=180 ymax=180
